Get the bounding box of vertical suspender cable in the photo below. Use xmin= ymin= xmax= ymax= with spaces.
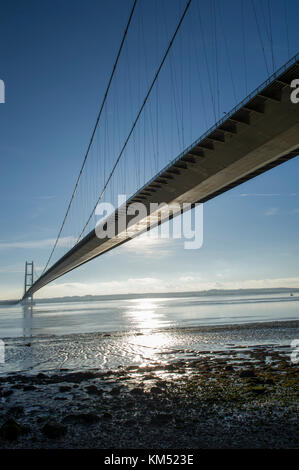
xmin=284 ymin=0 xmax=290 ymax=59
xmin=251 ymin=0 xmax=269 ymax=76
xmin=268 ymin=0 xmax=275 ymax=72
xmin=41 ymin=0 xmax=138 ymax=275
xmin=77 ymin=0 xmax=193 ymax=243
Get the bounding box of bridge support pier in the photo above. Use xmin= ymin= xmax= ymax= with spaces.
xmin=24 ymin=261 xmax=34 ymax=303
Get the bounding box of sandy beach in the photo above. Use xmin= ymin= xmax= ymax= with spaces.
xmin=0 ymin=323 xmax=298 ymax=449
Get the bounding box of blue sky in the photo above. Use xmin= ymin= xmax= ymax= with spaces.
xmin=0 ymin=0 xmax=298 ymax=300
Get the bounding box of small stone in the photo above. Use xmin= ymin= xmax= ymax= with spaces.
xmin=85 ymin=385 xmax=103 ymax=395
xmin=23 ymin=385 xmax=37 ymax=391
xmin=265 ymin=378 xmax=274 ymax=385
xmin=8 ymin=406 xmax=24 ymax=416
xmin=131 ymin=387 xmax=144 ymax=396
xmin=138 ymin=366 xmax=153 ymax=373
xmin=124 ymin=418 xmax=136 ymax=426
xmin=165 ymin=364 xmax=176 ymax=371
xmin=150 ymin=413 xmax=172 ymax=425
xmin=59 ymin=385 xmax=72 ymax=392
xmin=150 ymin=386 xmax=163 ymax=395
xmin=110 ymin=387 xmax=121 ymax=395
xmin=0 ymin=419 xmax=28 ymax=441
xmin=126 ymin=366 xmax=138 ymax=371
xmin=239 ymin=369 xmax=255 ymax=378
xmin=36 ymin=416 xmax=47 ymax=424
xmin=62 ymin=413 xmax=100 ymax=425
xmin=123 ymin=401 xmax=134 ymax=409
xmin=251 ymin=385 xmax=267 ymax=395
xmin=42 ymin=422 xmax=67 ymax=439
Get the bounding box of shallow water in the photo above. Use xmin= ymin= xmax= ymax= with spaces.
xmin=0 ymin=292 xmax=298 ymax=338
xmin=0 ymin=292 xmax=298 ymax=376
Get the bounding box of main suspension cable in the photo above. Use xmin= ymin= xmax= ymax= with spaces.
xmin=77 ymin=0 xmax=193 ymax=243
xmin=41 ymin=0 xmax=138 ymax=275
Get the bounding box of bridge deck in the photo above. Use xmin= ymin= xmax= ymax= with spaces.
xmin=24 ymin=54 xmax=299 ymax=298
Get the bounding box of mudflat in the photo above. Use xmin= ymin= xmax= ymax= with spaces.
xmin=0 ymin=342 xmax=298 ymax=449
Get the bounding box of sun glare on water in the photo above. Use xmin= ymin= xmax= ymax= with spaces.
xmin=124 ymin=298 xmax=177 ymax=366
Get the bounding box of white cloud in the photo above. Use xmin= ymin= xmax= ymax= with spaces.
xmin=210 ymin=277 xmax=299 ymax=290
xmin=35 ymin=195 xmax=55 ymax=200
xmin=264 ymin=207 xmax=299 ymax=216
xmin=36 ymin=277 xmax=162 ymax=298
xmin=116 ymin=232 xmax=174 ymax=257
xmin=179 ymin=275 xmax=196 ymax=282
xmin=35 ymin=275 xmax=299 ymax=298
xmin=240 ymin=193 xmax=281 ymax=197
xmin=0 ymin=264 xmax=24 ymax=274
xmin=240 ymin=193 xmax=299 ymax=198
xmin=265 ymin=207 xmax=279 ymax=216
xmin=2 ymin=275 xmax=299 ymax=301
xmin=0 ymin=236 xmax=76 ymax=250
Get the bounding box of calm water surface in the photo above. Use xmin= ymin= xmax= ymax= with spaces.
xmin=0 ymin=293 xmax=298 ymax=375
xmin=1 ymin=293 xmax=298 ymax=338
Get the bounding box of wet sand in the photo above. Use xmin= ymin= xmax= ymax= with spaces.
xmin=0 ymin=341 xmax=298 ymax=449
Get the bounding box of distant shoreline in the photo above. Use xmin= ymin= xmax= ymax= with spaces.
xmin=1 ymin=286 xmax=298 ymax=306
xmin=0 ymin=300 xmax=19 ymax=306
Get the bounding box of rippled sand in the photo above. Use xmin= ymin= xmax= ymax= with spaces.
xmin=0 ymin=321 xmax=298 ymax=448
xmin=1 ymin=320 xmax=298 ymax=375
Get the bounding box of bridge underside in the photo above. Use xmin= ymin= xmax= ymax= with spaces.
xmin=24 ymin=57 xmax=299 ymax=298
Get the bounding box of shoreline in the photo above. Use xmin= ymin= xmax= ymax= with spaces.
xmin=0 ymin=339 xmax=298 ymax=448
xmin=2 ymin=286 xmax=298 ymax=305
xmin=1 ymin=319 xmax=298 ymax=379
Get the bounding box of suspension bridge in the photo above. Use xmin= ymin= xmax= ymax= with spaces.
xmin=21 ymin=0 xmax=299 ymax=300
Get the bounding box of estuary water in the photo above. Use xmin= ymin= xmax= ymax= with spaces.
xmin=0 ymin=292 xmax=298 ymax=375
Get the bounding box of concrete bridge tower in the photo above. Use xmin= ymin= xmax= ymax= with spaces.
xmin=24 ymin=261 xmax=34 ymax=302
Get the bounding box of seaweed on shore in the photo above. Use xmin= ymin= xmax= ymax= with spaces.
xmin=0 ymin=344 xmax=297 ymax=448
